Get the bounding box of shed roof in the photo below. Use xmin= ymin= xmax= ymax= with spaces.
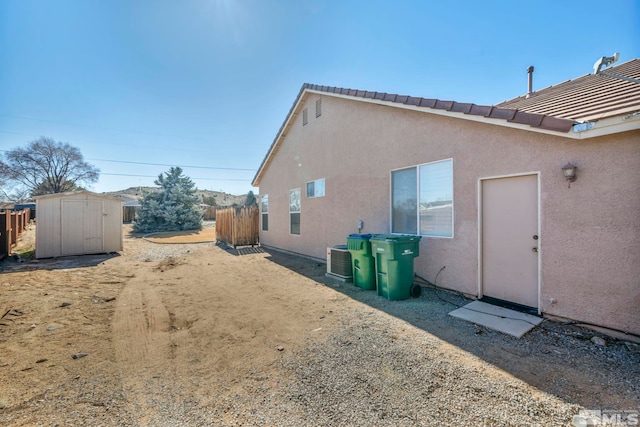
xmin=34 ymin=190 xmax=123 ymax=203
xmin=496 ymin=59 xmax=640 ymax=122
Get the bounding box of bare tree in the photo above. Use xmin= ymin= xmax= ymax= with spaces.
xmin=0 ymin=137 xmax=99 ymax=198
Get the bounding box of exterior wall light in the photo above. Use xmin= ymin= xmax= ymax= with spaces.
xmin=561 ymin=162 xmax=577 ymax=187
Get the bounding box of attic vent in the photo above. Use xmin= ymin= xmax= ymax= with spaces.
xmin=326 ymin=245 xmax=352 ymax=279
xmin=302 ymin=108 xmax=308 ymax=125
xmin=316 ymin=99 xmax=322 ymax=118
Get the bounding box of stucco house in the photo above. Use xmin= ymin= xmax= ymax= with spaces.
xmin=252 ymin=59 xmax=640 ymax=336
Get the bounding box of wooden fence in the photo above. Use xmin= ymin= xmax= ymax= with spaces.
xmin=123 ymin=206 xmax=139 ymax=223
xmin=215 ymin=207 xmax=259 ymax=248
xmin=202 ymin=206 xmax=217 ymax=220
xmin=123 ymin=205 xmax=216 ymax=223
xmin=0 ymin=208 xmax=31 ymax=260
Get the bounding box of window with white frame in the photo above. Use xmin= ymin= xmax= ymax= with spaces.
xmin=306 ymin=178 xmax=325 ymax=198
xmin=391 ymin=159 xmax=453 ymax=238
xmin=261 ymin=194 xmax=268 ymax=231
xmin=302 ymin=108 xmax=308 ymax=126
xmin=315 ymin=99 xmax=321 ymax=117
xmin=289 ymin=188 xmax=301 ymax=235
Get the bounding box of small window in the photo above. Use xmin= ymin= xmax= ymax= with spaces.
xmin=419 ymin=160 xmax=453 ymax=237
xmin=261 ymin=194 xmax=269 ymax=231
xmin=289 ymin=189 xmax=301 ymax=235
xmin=391 ymin=158 xmax=453 ymax=238
xmin=306 ymin=178 xmax=325 ymax=198
xmin=315 ymin=99 xmax=321 ymax=118
xmin=302 ymin=108 xmax=308 ymax=126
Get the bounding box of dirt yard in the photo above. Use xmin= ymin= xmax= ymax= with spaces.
xmin=0 ymin=224 xmax=638 ymax=426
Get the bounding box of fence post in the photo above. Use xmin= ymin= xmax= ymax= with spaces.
xmin=0 ymin=211 xmax=9 ymax=259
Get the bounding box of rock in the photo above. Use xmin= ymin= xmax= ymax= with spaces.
xmin=624 ymin=341 xmax=640 ymax=353
xmin=276 ymin=346 xmax=285 ymax=352
xmin=104 ymin=297 xmax=116 ymax=302
xmin=591 ymin=336 xmax=606 ymax=346
xmin=72 ymin=353 xmax=89 ymax=359
xmin=60 ymin=302 xmax=72 ymax=308
xmin=36 ymin=358 xmax=48 ymax=363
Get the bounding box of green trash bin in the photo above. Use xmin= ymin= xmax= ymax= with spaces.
xmin=347 ymin=234 xmax=377 ymax=290
xmin=370 ymin=234 xmax=422 ymax=300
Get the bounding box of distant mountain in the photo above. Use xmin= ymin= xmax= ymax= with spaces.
xmin=104 ymin=187 xmax=248 ymax=208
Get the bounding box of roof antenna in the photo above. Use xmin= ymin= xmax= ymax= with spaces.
xmin=593 ymin=53 xmax=640 ymax=84
xmin=526 ymin=66 xmax=534 ymax=98
xmin=593 ymin=53 xmax=619 ymax=74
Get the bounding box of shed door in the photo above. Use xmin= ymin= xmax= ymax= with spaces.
xmin=62 ymin=200 xmax=104 ymax=255
xmin=481 ymin=175 xmax=538 ymax=308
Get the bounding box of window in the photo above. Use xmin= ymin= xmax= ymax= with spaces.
xmin=392 ymin=167 xmax=417 ymax=234
xmin=315 ymin=99 xmax=321 ymax=118
xmin=302 ymin=108 xmax=308 ymax=126
xmin=391 ymin=159 xmax=453 ymax=238
xmin=289 ymin=188 xmax=301 ymax=235
xmin=261 ymin=194 xmax=268 ymax=231
xmin=306 ymin=178 xmax=325 ymax=198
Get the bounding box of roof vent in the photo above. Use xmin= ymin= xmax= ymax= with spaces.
xmin=526 ymin=66 xmax=534 ymax=98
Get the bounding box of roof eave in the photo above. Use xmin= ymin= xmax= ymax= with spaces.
xmin=253 ymin=84 xmax=639 ymax=186
xmin=571 ymin=112 xmax=640 ymax=139
xmin=34 ymin=190 xmax=124 ymax=203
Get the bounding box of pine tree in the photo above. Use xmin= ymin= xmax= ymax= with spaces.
xmin=133 ymin=167 xmax=203 ymax=233
xmin=244 ymin=190 xmax=257 ymax=207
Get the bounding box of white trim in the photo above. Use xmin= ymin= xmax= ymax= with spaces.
xmin=306 ymin=178 xmax=326 ymax=198
xmin=477 ymin=171 xmax=541 ymax=314
xmin=253 ymin=87 xmax=640 ymax=186
xmin=289 ymin=188 xmax=301 ymax=236
xmin=571 ymin=113 xmax=640 ymax=138
xmin=390 ymin=158 xmax=454 ymax=239
xmin=260 ymin=194 xmax=269 ymax=232
xmin=304 ymin=89 xmax=640 ymax=140
xmin=306 ymin=90 xmax=572 ymax=137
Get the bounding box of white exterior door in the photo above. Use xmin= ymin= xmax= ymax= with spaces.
xmin=62 ymin=200 xmax=104 ymax=255
xmin=481 ymin=174 xmax=539 ymax=308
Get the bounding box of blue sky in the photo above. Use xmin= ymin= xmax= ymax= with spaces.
xmin=1 ymin=0 xmax=638 ymax=196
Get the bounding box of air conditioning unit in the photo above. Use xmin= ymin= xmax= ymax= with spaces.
xmin=326 ymin=245 xmax=353 ymax=280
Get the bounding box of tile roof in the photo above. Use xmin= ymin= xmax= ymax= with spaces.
xmin=495 ymin=59 xmax=640 ymax=122
xmin=299 ymin=83 xmax=576 ymax=133
xmin=253 ymin=61 xmax=640 ymax=185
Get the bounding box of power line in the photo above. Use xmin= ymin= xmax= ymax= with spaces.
xmin=101 ymin=173 xmax=252 ymax=182
xmin=88 ymin=158 xmax=256 ymax=171
xmin=1 ymin=138 xmax=258 ymax=171
xmin=0 ymin=113 xmax=214 ymax=142
xmin=0 ymin=130 xmax=212 ymax=154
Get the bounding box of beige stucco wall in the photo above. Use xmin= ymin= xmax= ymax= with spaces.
xmin=36 ymin=192 xmax=123 ymax=258
xmin=257 ymin=94 xmax=640 ymax=335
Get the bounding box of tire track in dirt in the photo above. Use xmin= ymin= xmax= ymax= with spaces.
xmin=112 ymin=270 xmax=174 ymax=425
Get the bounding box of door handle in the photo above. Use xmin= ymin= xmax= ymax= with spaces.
xmin=532 ymin=247 xmax=538 ymax=253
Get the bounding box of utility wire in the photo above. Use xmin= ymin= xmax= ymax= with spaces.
xmin=100 ymin=173 xmax=252 ymax=182
xmin=88 ymin=158 xmax=256 ymax=171
xmin=0 ymin=113 xmax=214 ymax=142
xmin=0 ymin=130 xmax=230 ymax=155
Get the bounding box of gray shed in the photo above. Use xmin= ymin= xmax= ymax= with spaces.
xmin=35 ymin=191 xmax=123 ymax=258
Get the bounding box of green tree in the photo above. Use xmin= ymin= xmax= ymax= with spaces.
xmin=201 ymin=194 xmax=217 ymax=206
xmin=0 ymin=137 xmax=99 ymax=198
xmin=133 ymin=167 xmax=203 ymax=233
xmin=244 ymin=190 xmax=257 ymax=207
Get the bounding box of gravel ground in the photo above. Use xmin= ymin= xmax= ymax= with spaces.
xmin=128 ymin=242 xmax=639 ymax=426
xmin=2 ymin=232 xmax=638 ymax=426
